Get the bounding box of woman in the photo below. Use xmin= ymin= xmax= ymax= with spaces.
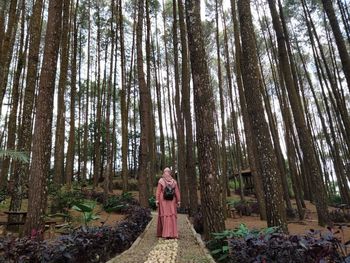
xmin=156 ymin=167 xmax=181 ymax=238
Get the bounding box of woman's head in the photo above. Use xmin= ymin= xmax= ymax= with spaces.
xmin=162 ymin=167 xmax=173 ymax=182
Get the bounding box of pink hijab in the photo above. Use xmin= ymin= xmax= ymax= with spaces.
xmin=160 ymin=167 xmax=175 ymax=187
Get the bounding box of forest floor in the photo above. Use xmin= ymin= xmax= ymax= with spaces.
xmin=1 ymin=189 xmax=349 ymax=262
xmin=225 ymin=199 xmax=350 ymax=242
xmin=0 ymin=199 xmax=126 ymax=239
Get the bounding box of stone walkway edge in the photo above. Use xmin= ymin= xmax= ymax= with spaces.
xmin=107 ymin=212 xmax=216 ymax=263
xmin=185 ymin=217 xmax=216 ymax=263
xmin=106 ymin=215 xmax=155 ymax=263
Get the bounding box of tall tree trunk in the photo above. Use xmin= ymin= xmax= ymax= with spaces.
xmin=137 ymin=0 xmax=150 ymax=207
xmin=0 ymin=0 xmax=26 ymax=190
xmin=0 ymin=0 xmax=18 ymax=106
xmin=185 ymin=0 xmax=225 ymax=239
xmin=93 ymin=5 xmax=102 ymax=188
xmin=238 ymin=0 xmax=287 ymax=232
xmin=321 ymin=0 xmax=350 ymax=92
xmin=215 ymin=0 xmax=228 ymax=216
xmin=119 ymin=0 xmax=129 ymax=192
xmin=10 ymin=0 xmax=44 ymax=221
xmin=66 ymin=0 xmax=79 ymax=188
xmin=54 ymin=0 xmax=71 ymax=186
xmin=24 ymin=0 xmax=63 ymax=236
xmin=267 ymin=0 xmax=329 ymax=226
xmin=82 ymin=0 xmax=91 ymax=183
xmin=178 ymin=0 xmax=198 ymax=215
xmin=173 ymin=0 xmax=188 ymax=211
xmin=145 ymin=0 xmax=156 ymax=192
xmin=153 ymin=27 xmax=165 ymax=172
xmin=231 ymin=0 xmax=266 ymax=219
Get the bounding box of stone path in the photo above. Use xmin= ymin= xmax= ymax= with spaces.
xmin=107 ymin=213 xmax=215 ymax=263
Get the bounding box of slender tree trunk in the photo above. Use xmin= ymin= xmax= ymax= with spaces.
xmin=66 ymin=0 xmax=79 ymax=188
xmin=172 ymin=0 xmax=188 ymax=211
xmin=93 ymin=6 xmax=102 ymax=188
xmin=231 ymin=0 xmax=266 ymax=219
xmin=321 ymin=0 xmax=350 ymax=92
xmin=10 ymin=0 xmax=44 ymax=220
xmin=137 ymin=0 xmax=150 ymax=207
xmin=119 ymin=0 xmax=128 ymax=192
xmin=1 ymin=0 xmax=26 ymax=190
xmin=215 ymin=0 xmax=228 ymax=216
xmin=24 ymin=0 xmax=63 ymax=236
xmin=238 ymin=0 xmax=287 ymax=232
xmin=186 ymin=0 xmax=225 ymax=239
xmin=145 ymin=0 xmax=156 ymax=192
xmin=0 ymin=0 xmax=18 ymax=106
xmin=178 ymin=0 xmax=198 ymax=215
xmin=82 ymin=0 xmax=91 ymax=183
xmin=267 ymin=0 xmax=329 ymax=226
xmin=54 ymin=0 xmax=71 ymax=186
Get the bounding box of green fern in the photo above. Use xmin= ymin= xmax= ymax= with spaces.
xmin=0 ymin=149 xmax=29 ymax=163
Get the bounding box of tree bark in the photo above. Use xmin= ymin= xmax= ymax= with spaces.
xmin=321 ymin=0 xmax=350 ymax=92
xmin=173 ymin=0 xmax=188 ymax=211
xmin=238 ymin=0 xmax=287 ymax=232
xmin=186 ymin=0 xmax=225 ymax=239
xmin=137 ymin=0 xmax=150 ymax=207
xmin=66 ymin=0 xmax=79 ymax=188
xmin=24 ymin=0 xmax=63 ymax=236
xmin=267 ymin=0 xmax=329 ymax=226
xmin=230 ymin=0 xmax=266 ymax=220
xmin=54 ymin=0 xmax=71 ymax=186
xmin=178 ymin=0 xmax=198 ymax=215
xmin=10 ymin=0 xmax=44 ymax=222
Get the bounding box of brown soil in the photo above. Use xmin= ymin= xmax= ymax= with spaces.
xmin=0 ymin=200 xmax=125 ymax=240
xmin=225 ymin=199 xmax=350 ymax=243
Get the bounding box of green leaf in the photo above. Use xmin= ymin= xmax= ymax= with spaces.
xmin=72 ymin=202 xmax=95 ymax=213
xmin=210 ymin=249 xmax=222 ymax=255
xmin=217 ymin=254 xmax=228 ymax=262
xmin=0 ymin=150 xmax=29 ymax=163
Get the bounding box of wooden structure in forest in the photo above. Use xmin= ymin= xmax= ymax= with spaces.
xmin=232 ymin=169 xmax=254 ymax=194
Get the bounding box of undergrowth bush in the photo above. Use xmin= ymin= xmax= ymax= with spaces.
xmin=207 ymin=224 xmax=350 ymax=263
xmin=229 ymin=200 xmax=259 ymax=216
xmin=192 ymin=208 xmax=204 ymax=234
xmin=0 ymin=205 xmax=151 ymax=263
xmin=50 ymin=188 xmax=85 ymax=214
xmin=113 ymin=179 xmax=138 ymax=191
xmin=148 ymin=195 xmax=157 ymax=210
xmin=103 ymin=192 xmax=139 ymax=213
xmin=329 ymin=209 xmax=350 ymax=223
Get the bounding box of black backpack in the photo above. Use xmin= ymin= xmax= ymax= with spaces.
xmin=163 ymin=184 xmax=175 ymax=200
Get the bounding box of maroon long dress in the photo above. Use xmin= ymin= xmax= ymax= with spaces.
xmin=156 ymin=178 xmax=181 ymax=238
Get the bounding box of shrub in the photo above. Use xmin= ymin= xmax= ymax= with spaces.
xmin=233 ymin=200 xmax=251 ymax=216
xmin=208 ymin=224 xmax=279 ymax=262
xmin=208 ymin=225 xmax=349 ymax=263
xmin=228 ymin=200 xmax=259 ymax=217
xmin=148 ymin=195 xmax=157 ymax=210
xmin=0 ymin=205 xmax=152 ymax=263
xmin=227 ymin=229 xmax=348 ymax=263
xmin=113 ymin=179 xmax=138 ymax=191
xmin=192 ymin=208 xmax=204 ymax=234
xmin=103 ymin=192 xmax=139 ymax=213
xmin=0 ymin=189 xmax=6 ymax=203
xmin=329 ymin=209 xmax=350 ymax=223
xmin=286 ymin=207 xmax=298 ymax=220
xmin=50 ymin=188 xmax=85 ymax=214
xmin=329 ymin=195 xmax=343 ymax=206
xmin=72 ymin=201 xmax=100 ymax=226
xmin=81 ymin=190 xmax=106 ymax=204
